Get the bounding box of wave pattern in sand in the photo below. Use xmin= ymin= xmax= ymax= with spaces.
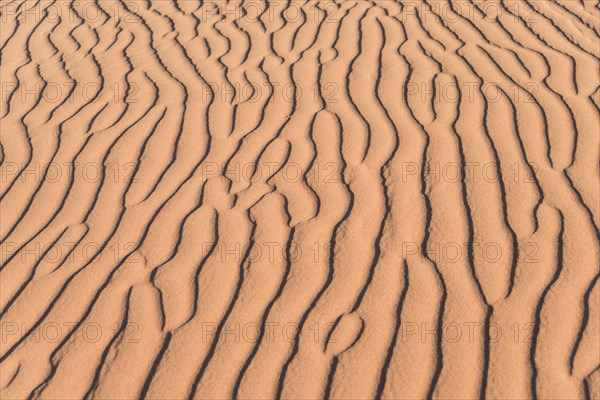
xmin=1 ymin=0 xmax=599 ymax=399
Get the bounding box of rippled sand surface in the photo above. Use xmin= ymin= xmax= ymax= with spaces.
xmin=1 ymin=0 xmax=599 ymax=399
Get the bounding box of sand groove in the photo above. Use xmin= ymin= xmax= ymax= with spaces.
xmin=0 ymin=0 xmax=599 ymax=399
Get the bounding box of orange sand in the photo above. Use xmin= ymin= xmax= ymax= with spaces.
xmin=0 ymin=0 xmax=599 ymax=399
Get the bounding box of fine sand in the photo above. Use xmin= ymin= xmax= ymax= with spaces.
xmin=0 ymin=0 xmax=599 ymax=399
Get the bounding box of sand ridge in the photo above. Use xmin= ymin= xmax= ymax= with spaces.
xmin=0 ymin=0 xmax=599 ymax=399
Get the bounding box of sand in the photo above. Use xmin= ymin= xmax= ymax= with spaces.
xmin=0 ymin=0 xmax=599 ymax=399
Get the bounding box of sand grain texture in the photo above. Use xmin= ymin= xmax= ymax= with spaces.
xmin=0 ymin=0 xmax=599 ymax=399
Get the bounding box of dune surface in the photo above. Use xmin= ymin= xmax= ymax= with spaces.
xmin=1 ymin=0 xmax=599 ymax=399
